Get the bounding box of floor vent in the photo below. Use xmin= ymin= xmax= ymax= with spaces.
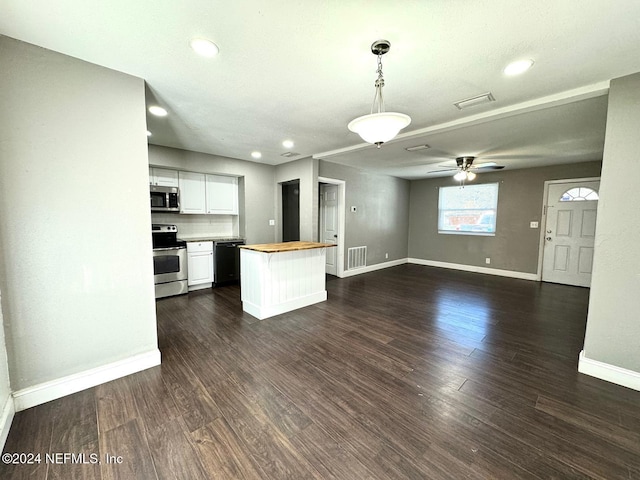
xmin=348 ymin=246 xmax=367 ymax=270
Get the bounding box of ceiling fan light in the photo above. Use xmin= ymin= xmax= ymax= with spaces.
xmin=466 ymin=171 xmax=477 ymax=181
xmin=348 ymin=112 xmax=411 ymax=146
xmin=454 ymin=171 xmax=467 ymax=181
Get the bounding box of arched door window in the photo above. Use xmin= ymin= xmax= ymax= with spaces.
xmin=560 ymin=187 xmax=599 ymax=202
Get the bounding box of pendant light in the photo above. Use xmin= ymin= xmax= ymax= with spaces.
xmin=348 ymin=40 xmax=411 ymax=148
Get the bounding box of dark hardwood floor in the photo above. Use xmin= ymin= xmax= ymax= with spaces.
xmin=2 ymin=264 xmax=640 ymax=479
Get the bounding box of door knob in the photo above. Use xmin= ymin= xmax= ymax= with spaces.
xmin=333 ymin=234 xmax=338 ymax=238
xmin=546 ymin=237 xmax=552 ymax=241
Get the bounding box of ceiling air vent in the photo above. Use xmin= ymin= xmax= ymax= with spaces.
xmin=280 ymin=152 xmax=300 ymax=158
xmin=453 ymin=92 xmax=495 ymax=110
xmin=405 ymin=144 xmax=431 ymax=152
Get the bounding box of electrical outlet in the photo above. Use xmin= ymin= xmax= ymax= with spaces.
xmin=385 ymin=253 xmax=389 ymax=259
xmin=485 ymin=257 xmax=491 ymax=264
xmin=530 ymin=221 xmax=539 ymax=228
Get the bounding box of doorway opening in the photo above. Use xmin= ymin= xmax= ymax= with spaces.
xmin=281 ymin=180 xmax=300 ymax=242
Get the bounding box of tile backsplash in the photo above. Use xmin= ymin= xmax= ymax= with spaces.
xmin=151 ymin=213 xmax=238 ymax=239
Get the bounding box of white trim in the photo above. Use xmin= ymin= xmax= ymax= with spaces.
xmin=314 ymin=82 xmax=609 ymax=160
xmin=318 ymin=177 xmax=346 ymax=278
xmin=339 ymin=258 xmax=408 ymax=278
xmin=242 ymin=291 xmax=327 ymax=320
xmin=537 ymin=177 xmax=601 ymax=282
xmin=0 ymin=395 xmax=15 ymax=452
xmin=12 ymin=349 xmax=161 ymax=412
xmin=408 ymin=258 xmax=538 ymax=281
xmin=578 ymin=350 xmax=640 ymax=392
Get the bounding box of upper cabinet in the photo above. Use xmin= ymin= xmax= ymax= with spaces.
xmin=206 ymin=174 xmax=239 ymax=215
xmin=178 ymin=171 xmax=207 ymax=214
xmin=149 ymin=167 xmax=179 ymax=187
xmin=175 ymin=170 xmax=239 ymax=215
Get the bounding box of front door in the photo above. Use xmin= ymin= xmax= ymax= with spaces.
xmin=320 ymin=184 xmax=338 ymax=276
xmin=542 ymin=180 xmax=600 ymax=287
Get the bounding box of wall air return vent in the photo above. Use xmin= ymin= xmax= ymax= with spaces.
xmin=348 ymin=246 xmax=367 ymax=270
xmin=453 ymin=92 xmax=495 ymax=110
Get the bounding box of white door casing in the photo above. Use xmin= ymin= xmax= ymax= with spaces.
xmin=541 ymin=179 xmax=600 ymax=287
xmin=320 ymin=183 xmax=338 ymax=276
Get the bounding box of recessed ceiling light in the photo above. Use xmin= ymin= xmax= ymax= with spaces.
xmin=251 ymin=151 xmax=262 ymax=159
xmin=503 ymin=59 xmax=534 ymax=76
xmin=190 ymin=38 xmax=219 ymax=57
xmin=282 ymin=140 xmax=294 ymax=149
xmin=148 ymin=106 xmax=168 ymax=117
xmin=146 ymin=130 xmax=152 ymax=137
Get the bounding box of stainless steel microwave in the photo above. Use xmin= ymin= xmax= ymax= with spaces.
xmin=150 ymin=185 xmax=180 ymax=212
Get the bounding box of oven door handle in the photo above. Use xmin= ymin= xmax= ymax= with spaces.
xmin=153 ymin=246 xmax=186 ymax=252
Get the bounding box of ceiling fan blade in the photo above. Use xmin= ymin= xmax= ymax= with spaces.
xmin=427 ymin=167 xmax=459 ymax=173
xmin=469 ymin=161 xmax=496 ymax=168
xmin=474 ymin=164 xmax=504 ymax=170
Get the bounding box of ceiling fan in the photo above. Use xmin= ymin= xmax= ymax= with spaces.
xmin=430 ymin=156 xmax=505 ymax=181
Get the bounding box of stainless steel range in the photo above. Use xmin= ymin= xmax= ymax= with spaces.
xmin=152 ymin=224 xmax=188 ymax=299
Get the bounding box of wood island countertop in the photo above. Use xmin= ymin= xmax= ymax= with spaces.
xmin=240 ymin=241 xmax=336 ymax=253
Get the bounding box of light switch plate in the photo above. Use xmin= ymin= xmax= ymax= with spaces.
xmin=530 ymin=221 xmax=539 ymax=228
xmin=350 ymin=206 xmax=357 ymax=213
xmin=269 ymin=219 xmax=275 ymax=226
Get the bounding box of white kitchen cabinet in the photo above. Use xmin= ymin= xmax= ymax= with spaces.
xmin=149 ymin=167 xmax=179 ymax=187
xmin=187 ymin=241 xmax=213 ymax=289
xmin=178 ymin=171 xmax=206 ymax=214
xmin=206 ymin=174 xmax=239 ymax=215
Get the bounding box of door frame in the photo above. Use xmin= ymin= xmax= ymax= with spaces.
xmin=536 ymin=176 xmax=601 ymax=281
xmin=318 ymin=177 xmax=346 ymax=278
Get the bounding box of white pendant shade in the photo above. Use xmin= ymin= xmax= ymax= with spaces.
xmin=348 ymin=112 xmax=411 ymax=145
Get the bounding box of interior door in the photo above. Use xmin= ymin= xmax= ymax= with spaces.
xmin=320 ymin=184 xmax=338 ymax=276
xmin=542 ymin=180 xmax=600 ymax=287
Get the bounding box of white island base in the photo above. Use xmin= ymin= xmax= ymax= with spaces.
xmin=240 ymin=242 xmax=333 ymax=320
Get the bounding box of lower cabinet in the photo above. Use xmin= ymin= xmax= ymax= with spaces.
xmin=187 ymin=241 xmax=213 ymax=290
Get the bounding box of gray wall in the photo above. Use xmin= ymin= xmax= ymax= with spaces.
xmin=583 ymin=73 xmax=640 ymax=372
xmin=148 ymin=145 xmax=277 ymax=244
xmin=408 ymin=161 xmax=602 ymax=274
xmin=275 ymin=157 xmax=319 ymax=242
xmin=319 ymin=161 xmax=410 ymax=268
xmin=0 ymin=36 xmax=158 ymax=391
xmin=0 ymin=288 xmax=10 ymax=448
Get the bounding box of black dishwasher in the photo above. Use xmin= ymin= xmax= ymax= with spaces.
xmin=214 ymin=240 xmax=245 ymax=285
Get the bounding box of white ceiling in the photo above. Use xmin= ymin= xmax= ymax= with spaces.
xmin=3 ymin=1 xmax=640 ymax=179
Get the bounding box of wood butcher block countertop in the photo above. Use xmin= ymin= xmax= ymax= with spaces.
xmin=240 ymin=241 xmax=336 ymax=253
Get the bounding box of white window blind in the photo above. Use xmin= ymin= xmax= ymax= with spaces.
xmin=438 ymin=183 xmax=499 ymax=235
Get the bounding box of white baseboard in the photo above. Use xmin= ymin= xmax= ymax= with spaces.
xmin=12 ymin=349 xmax=161 ymax=412
xmin=0 ymin=394 xmax=15 ymax=452
xmin=339 ymin=258 xmax=408 ymax=278
xmin=578 ymin=350 xmax=640 ymax=392
xmin=407 ymin=258 xmax=538 ymax=281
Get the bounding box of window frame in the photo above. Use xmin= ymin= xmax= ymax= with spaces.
xmin=437 ymin=182 xmax=499 ymax=236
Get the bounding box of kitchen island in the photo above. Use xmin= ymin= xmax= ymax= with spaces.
xmin=240 ymin=241 xmax=336 ymax=320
